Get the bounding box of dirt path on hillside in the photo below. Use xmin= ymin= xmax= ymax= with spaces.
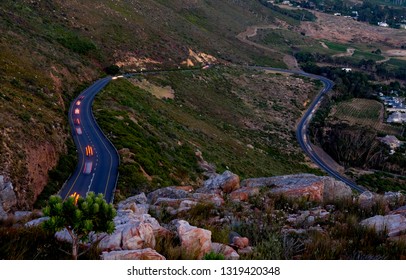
xmin=236 ymin=24 xmax=300 ymax=70
xmin=320 ymin=41 xmax=328 ymax=49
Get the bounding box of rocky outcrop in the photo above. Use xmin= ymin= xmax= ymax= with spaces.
xmin=25 ymin=216 xmax=49 ymax=227
xmin=322 ymin=177 xmax=352 ymax=202
xmin=241 ymin=174 xmax=324 ymax=201
xmin=383 ymin=192 xmax=405 ymax=208
xmin=360 ymin=214 xmax=406 ymax=237
xmin=197 ymin=171 xmax=240 ymax=194
xmin=211 ymin=243 xmax=239 ymax=260
xmin=122 ymin=222 xmax=156 ymax=250
xmin=98 ymin=208 xmax=164 ymax=252
xmin=232 ymin=236 xmax=249 ymax=249
xmin=0 ymin=204 xmax=6 ymax=220
xmin=173 ymin=220 xmax=212 ymax=259
xmin=101 ymin=249 xmax=166 ymax=260
xmin=390 ymin=206 xmax=406 ymax=217
xmin=230 ymin=186 xmax=260 ymax=202
xmin=147 ymin=186 xmax=191 ymax=204
xmin=0 ymin=176 xmax=17 ymax=214
xmin=191 ymin=193 xmax=224 ymax=206
xmin=14 ymin=211 xmax=33 ymax=222
xmin=286 ymin=207 xmax=330 ymax=227
xmin=358 ymin=191 xmax=378 ymax=209
xmin=240 ymin=174 xmax=354 ymax=202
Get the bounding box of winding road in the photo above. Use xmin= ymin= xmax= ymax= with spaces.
xmin=255 ymin=67 xmax=366 ymax=193
xmin=58 ymin=76 xmax=119 ymax=203
xmin=58 ymin=65 xmax=365 ymax=203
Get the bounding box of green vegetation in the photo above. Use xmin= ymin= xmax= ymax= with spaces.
xmin=47 ymin=25 xmax=98 ymax=55
xmin=43 ymin=193 xmax=116 ymax=260
xmin=330 ymin=98 xmax=402 ymax=136
xmin=323 ymin=41 xmax=348 ymax=52
xmin=94 ymin=68 xmax=322 ymax=198
xmin=203 ymin=251 xmax=225 ymax=260
xmin=2 ymin=0 xmax=320 ymax=207
xmin=259 ymin=0 xmax=317 ymax=22
xmin=357 ymin=172 xmax=406 ymax=192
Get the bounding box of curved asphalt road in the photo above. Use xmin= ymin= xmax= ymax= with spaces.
xmin=58 ymin=77 xmax=119 ymax=203
xmin=58 ymin=65 xmax=365 ymax=204
xmin=255 ymin=67 xmax=366 ymax=193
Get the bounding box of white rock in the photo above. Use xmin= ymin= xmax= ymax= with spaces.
xmin=101 ymin=249 xmax=166 ymax=260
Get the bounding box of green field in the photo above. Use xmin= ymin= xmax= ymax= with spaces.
xmin=330 ymin=98 xmax=402 ymax=135
xmin=323 ymin=41 xmax=348 ymax=52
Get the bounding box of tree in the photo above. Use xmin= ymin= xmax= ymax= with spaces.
xmin=105 ymin=64 xmax=120 ymax=75
xmin=43 ymin=192 xmax=116 ymax=260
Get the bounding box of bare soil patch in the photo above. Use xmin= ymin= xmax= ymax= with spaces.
xmin=299 ymin=11 xmax=406 ymax=47
xmin=130 ymin=79 xmax=175 ymax=99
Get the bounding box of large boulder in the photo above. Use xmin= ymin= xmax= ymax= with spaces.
xmin=360 ymin=214 xmax=406 ymax=237
xmin=241 ymin=174 xmax=325 ymax=202
xmin=55 ymin=228 xmax=73 ymax=243
xmin=192 ymin=193 xmax=225 ymax=206
xmin=232 ymin=236 xmax=249 ymax=249
xmin=100 ymin=209 xmax=165 ymax=251
xmin=101 ymin=249 xmax=166 ymax=260
xmin=323 ymin=177 xmax=352 ymax=202
xmin=98 ymin=225 xmax=124 ymax=251
xmin=383 ymin=192 xmax=405 ymax=208
xmin=118 ymin=192 xmax=148 ymax=207
xmin=229 ymin=187 xmax=260 ymax=202
xmin=390 ymin=206 xmax=406 ymax=217
xmin=174 ymin=220 xmax=212 ymax=259
xmin=0 ymin=176 xmax=17 ymax=212
xmin=122 ymin=222 xmax=156 ymax=250
xmin=211 ymin=243 xmax=239 ymax=260
xmin=117 ymin=193 xmax=149 ymax=214
xmin=14 ymin=211 xmax=33 ymax=222
xmin=25 ymin=217 xmax=49 ymax=227
xmin=147 ymin=187 xmax=191 ymax=204
xmin=358 ymin=191 xmax=378 ymax=209
xmin=198 ymin=171 xmax=240 ymax=194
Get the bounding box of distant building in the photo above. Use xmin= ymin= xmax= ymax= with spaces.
xmin=380 ymin=135 xmax=402 ymax=154
xmin=341 ymin=68 xmax=352 ymax=72
xmin=282 ymin=1 xmax=290 ymax=5
xmin=334 ymin=13 xmax=341 ymax=16
xmin=399 ymin=24 xmax=406 ymax=30
xmin=378 ymin=22 xmax=389 ymax=27
xmin=387 ymin=111 xmax=406 ymax=123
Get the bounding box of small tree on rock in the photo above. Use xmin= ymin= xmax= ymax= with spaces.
xmin=43 ymin=192 xmax=116 ymax=260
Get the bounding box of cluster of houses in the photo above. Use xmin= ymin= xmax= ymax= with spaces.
xmin=378 ymin=93 xmax=405 ymax=154
xmin=379 ymin=135 xmax=402 ymax=155
xmin=379 ymin=93 xmax=406 ymax=124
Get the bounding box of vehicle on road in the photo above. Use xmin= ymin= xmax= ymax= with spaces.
xmin=85 ymin=145 xmax=94 ymax=156
xmin=75 ymin=127 xmax=82 ymax=135
xmin=74 ymin=108 xmax=80 ymax=115
xmin=83 ymin=161 xmax=93 ymax=174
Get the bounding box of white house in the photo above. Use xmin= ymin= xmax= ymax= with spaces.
xmin=378 ymin=22 xmax=389 ymax=27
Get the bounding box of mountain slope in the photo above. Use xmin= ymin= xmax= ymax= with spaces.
xmin=0 ymin=0 xmax=310 ymax=208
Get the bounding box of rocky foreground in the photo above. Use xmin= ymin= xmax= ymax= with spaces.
xmin=3 ymin=171 xmax=406 ymax=259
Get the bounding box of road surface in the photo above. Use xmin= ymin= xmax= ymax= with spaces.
xmin=59 ymin=65 xmax=365 ymax=204
xmin=59 ymin=77 xmax=119 ymax=203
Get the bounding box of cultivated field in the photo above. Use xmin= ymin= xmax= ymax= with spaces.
xmin=329 ymin=98 xmax=402 ymax=136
